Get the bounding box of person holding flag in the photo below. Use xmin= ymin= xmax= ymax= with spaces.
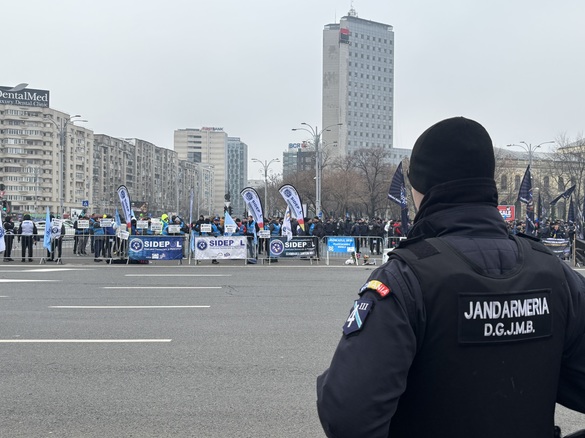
xmin=317 ymin=116 xmax=585 ymax=437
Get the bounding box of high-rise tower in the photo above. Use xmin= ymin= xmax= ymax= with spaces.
xmin=322 ymin=8 xmax=395 ymax=157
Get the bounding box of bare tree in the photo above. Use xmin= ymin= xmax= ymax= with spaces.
xmin=347 ymin=147 xmax=393 ymax=218
xmin=324 ymin=155 xmax=362 ymax=218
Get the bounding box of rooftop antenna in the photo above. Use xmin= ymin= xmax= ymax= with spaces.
xmin=348 ymin=0 xmax=358 ymax=17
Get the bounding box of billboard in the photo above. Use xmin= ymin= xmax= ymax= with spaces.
xmin=498 ymin=205 xmax=515 ymax=220
xmin=0 ymin=86 xmax=50 ymax=108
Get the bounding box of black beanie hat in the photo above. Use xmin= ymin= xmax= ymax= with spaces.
xmin=408 ymin=117 xmax=495 ymax=194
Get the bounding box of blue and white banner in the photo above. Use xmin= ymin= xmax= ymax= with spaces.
xmin=240 ymin=187 xmax=264 ymax=229
xmin=327 ymin=237 xmax=356 ymax=253
xmin=117 ymin=185 xmax=133 ymax=229
xmin=269 ymin=236 xmax=317 ymax=258
xmin=279 ymin=184 xmax=305 ymax=232
xmin=193 ymin=236 xmax=247 ymax=260
xmin=43 ymin=207 xmax=52 ymax=253
xmin=282 ymin=206 xmax=293 ymax=242
xmin=224 ymin=210 xmax=237 ymax=236
xmin=50 ymin=219 xmax=62 ymax=240
xmin=128 ymin=236 xmax=183 ymax=261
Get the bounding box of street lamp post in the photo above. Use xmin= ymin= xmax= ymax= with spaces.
xmin=292 ymin=123 xmax=342 ymax=218
xmin=506 ymin=140 xmax=554 ymax=168
xmin=47 ymin=114 xmax=87 ymax=217
xmin=251 ymin=158 xmax=280 ymax=217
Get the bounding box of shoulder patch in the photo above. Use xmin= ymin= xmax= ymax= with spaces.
xmin=360 ymin=280 xmax=391 ymax=298
xmin=343 ymin=299 xmax=374 ymax=335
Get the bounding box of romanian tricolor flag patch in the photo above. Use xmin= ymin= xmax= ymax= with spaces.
xmin=360 ymin=280 xmax=391 ymax=298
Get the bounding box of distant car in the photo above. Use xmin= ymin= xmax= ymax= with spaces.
xmin=35 ymin=220 xmax=76 ymax=240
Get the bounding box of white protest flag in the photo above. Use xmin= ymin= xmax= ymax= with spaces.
xmin=224 ymin=210 xmax=237 ymax=236
xmin=282 ymin=206 xmax=293 ymax=242
xmin=240 ymin=187 xmax=264 ymax=229
xmin=117 ymin=185 xmax=133 ymax=229
xmin=278 ymin=184 xmax=305 ymax=233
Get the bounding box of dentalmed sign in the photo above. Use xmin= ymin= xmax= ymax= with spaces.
xmin=0 ymin=86 xmax=50 ymax=108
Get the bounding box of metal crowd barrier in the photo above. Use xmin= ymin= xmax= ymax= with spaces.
xmin=3 ymin=233 xmax=128 ymax=264
xmin=322 ymin=235 xmax=387 ymax=266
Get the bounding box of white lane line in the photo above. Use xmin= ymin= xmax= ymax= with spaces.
xmin=0 ymin=279 xmax=59 ymax=282
xmin=0 ymin=296 xmax=8 ymax=298
xmin=102 ymin=286 xmax=221 ymax=289
xmin=50 ymin=306 xmax=210 ymax=309
xmin=0 ymin=269 xmax=91 ymax=273
xmin=125 ymin=274 xmax=231 ymax=277
xmin=0 ymin=339 xmax=172 ymax=343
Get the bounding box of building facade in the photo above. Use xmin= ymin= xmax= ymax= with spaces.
xmin=174 ymin=127 xmax=228 ymax=217
xmin=227 ymin=137 xmax=248 ymax=217
xmin=322 ymin=8 xmax=395 ymax=157
xmin=0 ymin=85 xmax=212 ymax=221
xmin=0 ymin=88 xmax=94 ymax=217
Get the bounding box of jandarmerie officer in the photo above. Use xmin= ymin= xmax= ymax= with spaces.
xmin=316 ymin=117 xmax=585 ymax=438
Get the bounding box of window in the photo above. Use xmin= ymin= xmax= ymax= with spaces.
xmin=515 ymin=175 xmax=521 ymax=190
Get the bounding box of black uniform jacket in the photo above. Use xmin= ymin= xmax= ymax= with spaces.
xmin=317 ymin=178 xmax=585 ymax=438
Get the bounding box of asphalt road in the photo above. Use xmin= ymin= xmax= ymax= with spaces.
xmin=0 ymin=262 xmax=583 ymax=437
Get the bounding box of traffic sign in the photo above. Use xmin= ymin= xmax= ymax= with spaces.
xmin=82 ymin=200 xmax=89 ymax=207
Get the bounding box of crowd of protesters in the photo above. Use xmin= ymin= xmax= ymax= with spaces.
xmin=2 ymin=209 xmax=413 ymax=263
xmin=12 ymin=209 xmax=583 ymax=263
xmin=505 ymin=218 xmax=577 ymax=240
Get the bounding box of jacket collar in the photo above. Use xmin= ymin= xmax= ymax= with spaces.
xmin=407 ymin=178 xmax=507 ymax=240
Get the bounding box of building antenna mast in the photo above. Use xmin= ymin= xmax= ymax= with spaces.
xmin=348 ymin=1 xmax=358 ymax=17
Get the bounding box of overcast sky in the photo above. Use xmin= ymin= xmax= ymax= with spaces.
xmin=5 ymin=0 xmax=584 ymax=178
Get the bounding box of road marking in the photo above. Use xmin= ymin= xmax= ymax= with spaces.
xmin=0 ymin=279 xmax=59 ymax=282
xmin=102 ymin=286 xmax=221 ymax=289
xmin=0 ymin=269 xmax=91 ymax=273
xmin=50 ymin=305 xmax=210 ymax=309
xmin=125 ymin=274 xmax=231 ymax=277
xmin=0 ymin=339 xmax=172 ymax=343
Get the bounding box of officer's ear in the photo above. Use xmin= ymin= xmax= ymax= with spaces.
xmin=411 ymin=187 xmax=425 ymax=210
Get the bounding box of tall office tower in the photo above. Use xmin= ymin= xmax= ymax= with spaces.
xmin=174 ymin=127 xmax=227 ymax=216
xmin=322 ymin=8 xmax=395 ymax=157
xmin=227 ymin=137 xmax=248 ymax=217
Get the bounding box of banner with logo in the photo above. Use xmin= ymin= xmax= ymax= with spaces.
xmin=327 ymin=236 xmax=356 ymax=253
xmin=193 ymin=236 xmax=247 ymax=260
xmin=0 ymin=86 xmax=50 ymax=108
xmin=117 ymin=185 xmax=133 ymax=229
xmin=269 ymin=236 xmax=317 ymax=258
xmin=43 ymin=207 xmax=52 ymax=253
xmin=497 ymin=205 xmax=515 ymax=220
xmin=240 ymin=187 xmax=264 ymax=229
xmin=279 ymin=184 xmax=305 ymax=232
xmin=128 ymin=236 xmax=183 ymax=261
xmin=50 ymin=219 xmax=63 ymax=240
